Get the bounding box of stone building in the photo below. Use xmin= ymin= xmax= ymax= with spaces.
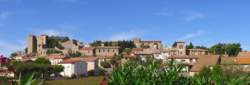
xmin=95 ymin=46 xmax=119 ymax=57
xmin=61 ymin=40 xmax=80 ymax=52
xmin=170 ymin=41 xmax=186 ymax=56
xmin=79 ymin=47 xmax=95 ymax=56
xmin=169 ymin=41 xmax=208 ymax=57
xmin=37 ymin=35 xmax=48 ymax=56
xmin=187 ymin=49 xmax=208 ymax=56
xmin=133 ymin=38 xmax=163 ymax=50
xmin=28 ymin=34 xmax=37 ymax=54
xmin=27 ymin=34 xmax=48 ymax=56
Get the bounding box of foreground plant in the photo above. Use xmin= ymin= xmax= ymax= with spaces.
xmin=192 ymin=65 xmax=250 ymax=85
xmin=18 ymin=73 xmax=44 ymax=85
xmin=108 ymin=57 xmax=190 ymax=85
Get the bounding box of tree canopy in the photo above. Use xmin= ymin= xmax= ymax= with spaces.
xmin=46 ymin=36 xmax=69 ymax=49
xmin=209 ymin=43 xmax=241 ymax=56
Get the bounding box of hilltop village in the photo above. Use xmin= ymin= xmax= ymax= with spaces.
xmin=3 ymin=34 xmax=246 ymax=77
xmin=0 ymin=34 xmax=249 ymax=82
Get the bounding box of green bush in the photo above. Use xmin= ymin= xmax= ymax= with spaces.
xmin=108 ymin=58 xmax=191 ymax=85
xmin=101 ymin=61 xmax=111 ymax=68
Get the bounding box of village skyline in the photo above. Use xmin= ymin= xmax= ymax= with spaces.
xmin=1 ymin=0 xmax=250 ymax=57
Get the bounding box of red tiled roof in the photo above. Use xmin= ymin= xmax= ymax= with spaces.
xmin=123 ymin=54 xmax=135 ymax=59
xmin=62 ymin=58 xmax=83 ymax=64
xmin=82 ymin=57 xmax=98 ymax=62
xmin=98 ymin=55 xmax=114 ymax=59
xmin=190 ymin=55 xmax=219 ymax=72
xmin=48 ymin=54 xmax=64 ymax=59
xmin=238 ymin=51 xmax=250 ymax=57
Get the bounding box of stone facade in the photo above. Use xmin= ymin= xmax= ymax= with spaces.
xmin=133 ymin=38 xmax=163 ymax=50
xmin=169 ymin=41 xmax=208 ymax=56
xmin=170 ymin=41 xmax=186 ymax=56
xmin=37 ymin=35 xmax=48 ymax=56
xmin=28 ymin=34 xmax=37 ymax=54
xmin=27 ymin=34 xmax=48 ymax=56
xmin=187 ymin=49 xmax=208 ymax=56
xmin=95 ymin=46 xmax=119 ymax=57
xmin=79 ymin=47 xmax=95 ymax=56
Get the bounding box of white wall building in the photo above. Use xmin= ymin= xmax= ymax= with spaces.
xmin=82 ymin=57 xmax=99 ymax=72
xmin=59 ymin=58 xmax=87 ymax=77
xmin=48 ymin=54 xmax=64 ymax=65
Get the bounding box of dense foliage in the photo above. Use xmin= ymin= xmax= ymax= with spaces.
xmin=209 ymin=43 xmax=242 ymax=56
xmin=193 ymin=65 xmax=250 ymax=84
xmin=46 ymin=36 xmax=69 ymax=49
xmin=108 ymin=58 xmax=191 ymax=85
xmin=108 ymin=58 xmax=250 ymax=85
xmin=12 ymin=58 xmax=64 ymax=79
xmin=100 ymin=61 xmax=111 ymax=68
xmin=186 ymin=42 xmax=208 ymax=50
xmin=69 ymin=51 xmax=82 ymax=57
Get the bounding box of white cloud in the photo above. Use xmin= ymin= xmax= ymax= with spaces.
xmin=109 ymin=30 xmax=145 ymax=41
xmin=177 ymin=30 xmax=206 ymax=40
xmin=184 ymin=11 xmax=206 ymax=22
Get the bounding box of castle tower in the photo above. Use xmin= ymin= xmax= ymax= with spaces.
xmin=175 ymin=41 xmax=186 ymax=56
xmin=133 ymin=38 xmax=141 ymax=48
xmin=37 ymin=34 xmax=48 ymax=55
xmin=28 ymin=34 xmax=37 ymax=54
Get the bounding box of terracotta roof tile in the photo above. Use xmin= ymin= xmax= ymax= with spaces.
xmin=190 ymin=55 xmax=219 ymax=72
xmin=62 ymin=58 xmax=83 ymax=64
xmin=48 ymin=54 xmax=64 ymax=59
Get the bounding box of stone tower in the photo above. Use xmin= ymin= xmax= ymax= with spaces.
xmin=28 ymin=34 xmax=37 ymax=54
xmin=133 ymin=38 xmax=141 ymax=48
xmin=176 ymin=41 xmax=186 ymax=56
xmin=37 ymin=34 xmax=48 ymax=55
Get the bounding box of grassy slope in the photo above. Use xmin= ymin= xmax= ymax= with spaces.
xmin=45 ymin=76 xmax=103 ymax=85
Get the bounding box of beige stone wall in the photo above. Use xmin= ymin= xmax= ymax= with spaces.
xmin=189 ymin=49 xmax=207 ymax=56
xmin=95 ymin=48 xmax=119 ymax=56
xmin=80 ymin=50 xmax=94 ymax=56
xmin=28 ymin=35 xmax=37 ymax=54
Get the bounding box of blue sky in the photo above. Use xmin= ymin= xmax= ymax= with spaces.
xmin=0 ymin=0 xmax=250 ymax=56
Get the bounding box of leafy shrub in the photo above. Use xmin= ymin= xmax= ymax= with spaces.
xmin=101 ymin=61 xmax=111 ymax=68
xmin=108 ymin=58 xmax=191 ymax=85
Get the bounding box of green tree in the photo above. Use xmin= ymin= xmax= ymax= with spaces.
xmin=186 ymin=42 xmax=194 ymax=49
xmin=195 ymin=46 xmax=208 ymax=49
xmin=46 ymin=36 xmax=69 ymax=49
xmin=34 ymin=58 xmax=51 ymax=65
xmin=225 ymin=43 xmax=242 ymax=56
xmin=209 ymin=43 xmax=242 ymax=56
xmin=69 ymin=51 xmax=81 ymax=57
xmin=91 ymin=40 xmax=102 ymax=46
xmin=51 ymin=65 xmax=64 ymax=77
xmin=209 ymin=43 xmax=226 ymax=55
